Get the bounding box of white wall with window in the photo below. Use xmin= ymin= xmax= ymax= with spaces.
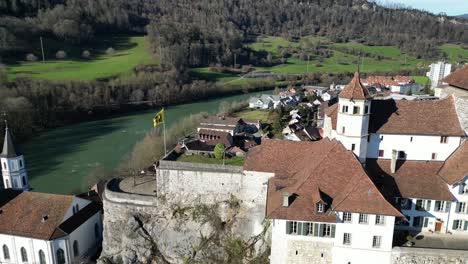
xmin=447 ymin=179 xmax=468 ymax=234
xmin=1 ymin=155 xmax=29 ymax=191
xmin=332 ymin=212 xmax=395 ymax=264
xmin=366 ymin=134 xmax=461 ymax=161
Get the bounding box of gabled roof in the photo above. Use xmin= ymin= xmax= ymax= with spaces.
xmin=244 ymin=139 xmax=401 ymax=222
xmin=339 ymin=72 xmax=372 ymax=100
xmin=0 ymin=192 xmax=74 ymax=240
xmin=1 ymin=128 xmax=18 ymax=158
xmin=369 ymin=97 xmax=464 ymax=136
xmin=443 ymin=65 xmax=468 ymax=91
xmin=323 ymin=104 xmax=338 ymax=130
xmin=438 ymin=141 xmax=468 ymax=185
xmin=366 ymin=159 xmax=453 ymax=201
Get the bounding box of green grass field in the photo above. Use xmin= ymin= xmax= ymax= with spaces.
xmin=177 ymin=154 xmax=244 ymax=166
xmin=6 ymin=36 xmax=154 ymax=81
xmin=232 ymin=109 xmax=270 ymax=121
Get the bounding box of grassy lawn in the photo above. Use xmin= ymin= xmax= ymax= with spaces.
xmin=232 ymin=109 xmax=270 ymax=121
xmin=177 ymin=154 xmax=244 ymax=166
xmin=411 ymin=76 xmax=430 ymax=86
xmin=6 ymin=36 xmax=155 ymax=81
xmin=440 ymin=44 xmax=468 ymax=63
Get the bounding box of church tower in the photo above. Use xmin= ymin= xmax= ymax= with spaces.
xmin=1 ymin=123 xmax=29 ymax=191
xmin=335 ymin=72 xmax=372 ymax=163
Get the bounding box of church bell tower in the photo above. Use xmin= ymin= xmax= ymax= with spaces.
xmin=1 ymin=122 xmax=29 ymax=191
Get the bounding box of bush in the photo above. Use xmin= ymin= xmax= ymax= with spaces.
xmin=214 ymin=143 xmax=225 ymax=160
xmin=56 ymin=50 xmax=67 ymax=59
xmin=26 ymin=53 xmax=38 ymax=62
xmin=106 ymin=47 xmax=115 ymax=55
xmin=82 ymin=50 xmax=91 ymax=59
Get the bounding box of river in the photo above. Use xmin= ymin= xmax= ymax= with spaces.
xmin=21 ymin=92 xmax=263 ymax=194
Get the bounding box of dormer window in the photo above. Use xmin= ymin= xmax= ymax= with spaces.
xmin=317 ymin=202 xmax=324 ymax=213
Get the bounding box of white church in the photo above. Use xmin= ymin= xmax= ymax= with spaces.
xmin=0 ymin=125 xmax=103 ymax=264
xmin=243 ymin=72 xmax=468 ymax=264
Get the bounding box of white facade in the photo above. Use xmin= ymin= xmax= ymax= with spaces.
xmin=390 ymin=83 xmax=422 ymax=94
xmin=335 ymin=98 xmax=371 ymax=163
xmin=1 ymin=154 xmax=29 ymax=191
xmin=366 ymin=134 xmax=462 ymax=161
xmin=427 ymin=61 xmax=452 ymax=88
xmin=270 ymin=212 xmax=396 ymax=264
xmin=0 ymin=197 xmax=102 ymax=264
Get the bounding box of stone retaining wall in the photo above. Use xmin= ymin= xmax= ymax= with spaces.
xmin=392 ymin=247 xmax=468 ymax=264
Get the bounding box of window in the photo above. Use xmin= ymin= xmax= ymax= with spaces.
xmin=372 ymin=236 xmax=382 ymax=248
xmin=398 ymin=151 xmax=406 ymax=159
xmin=378 ymin=150 xmax=384 ymax=157
xmin=20 ymin=247 xmax=28 ymax=262
xmin=75 ymin=204 xmax=79 ymax=212
xmin=343 ymin=233 xmax=352 ymax=245
xmin=416 ymin=199 xmax=431 ymax=211
xmin=435 ymin=201 xmax=445 ymax=212
xmin=456 ymin=202 xmax=467 ymax=214
xmin=19 ymin=160 xmax=23 ymax=168
xmin=431 ymin=153 xmax=437 ymax=160
xmin=56 ymin=249 xmax=65 ymax=264
xmin=22 ymin=177 xmax=26 ymax=186
xmin=396 ymin=216 xmax=410 ymax=226
xmin=343 ymin=212 xmax=352 ymax=223
xmin=413 ymin=216 xmax=423 ymax=227
xmin=5 ymin=179 xmax=9 ymax=188
xmin=342 ymin=126 xmax=346 ymax=134
xmin=440 ymin=136 xmax=448 ymax=143
xmin=410 ymin=136 xmax=413 ymax=142
xmin=396 ymin=197 xmax=411 ymax=210
xmin=365 ymin=105 xmax=369 ymax=114
xmin=452 ymin=220 xmax=464 ymax=230
xmin=460 ymin=184 xmax=468 ymax=195
xmin=351 ymin=144 xmax=356 ymax=151
xmin=3 ymin=245 xmax=9 ymax=260
xmin=375 ymin=215 xmax=385 ymax=225
xmin=342 ymin=105 xmax=349 ymax=113
xmin=359 ymin=213 xmax=368 ymax=224
xmin=39 ymin=250 xmax=46 ymax=264
xmin=286 ymin=221 xmax=298 ymax=234
xmin=95 ymin=223 xmax=101 ymax=239
xmin=73 ymin=240 xmax=79 ymax=257
xmin=317 ymin=202 xmax=324 ymax=213
xmin=353 ymin=106 xmax=360 ymax=114
xmin=2 ymin=162 xmax=5 ymax=170
xmin=423 ymin=217 xmax=430 ymax=228
xmin=323 ymin=224 xmax=332 ymax=237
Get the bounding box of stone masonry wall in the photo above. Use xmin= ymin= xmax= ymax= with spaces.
xmin=392 ymin=247 xmax=468 ymax=264
xmin=287 ymin=240 xmax=332 ymax=264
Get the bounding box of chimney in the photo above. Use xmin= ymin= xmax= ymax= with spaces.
xmin=283 ymin=192 xmax=289 ymax=207
xmin=391 ymin=149 xmax=398 ymax=173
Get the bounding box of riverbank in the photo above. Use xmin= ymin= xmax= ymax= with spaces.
xmin=21 ymin=91 xmax=266 ymax=194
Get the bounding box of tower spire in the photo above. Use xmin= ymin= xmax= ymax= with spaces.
xmin=1 ymin=112 xmax=17 ymax=158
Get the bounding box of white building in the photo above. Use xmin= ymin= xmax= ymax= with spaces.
xmin=427 ymin=61 xmax=452 ymax=88
xmin=249 ymin=95 xmax=280 ymax=109
xmin=0 ymin=126 xmax=103 ymax=264
xmin=1 ymin=126 xmax=29 ymax=191
xmin=0 ymin=192 xmax=102 ymax=264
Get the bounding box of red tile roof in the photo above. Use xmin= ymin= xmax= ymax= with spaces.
xmin=339 ymin=72 xmax=372 ymax=100
xmin=443 ymin=65 xmax=468 ymax=91
xmin=438 ymin=141 xmax=468 ymax=185
xmin=0 ymin=192 xmax=74 ymax=240
xmin=366 ymin=159 xmax=453 ymax=201
xmin=323 ymin=104 xmax=338 ymax=130
xmin=369 ymin=97 xmax=464 ymax=136
xmin=244 ymin=139 xmax=401 ymax=222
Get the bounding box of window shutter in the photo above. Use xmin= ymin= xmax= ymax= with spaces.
xmin=464 ymin=221 xmax=468 ymax=231
xmin=314 ymin=223 xmax=319 ymax=237
xmin=319 ymin=224 xmax=324 ymax=237
xmin=456 ymin=202 xmax=461 ymax=213
xmin=286 ymin=221 xmax=292 ymax=234
xmin=331 ymin=225 xmax=336 ymax=238
xmin=452 ymin=220 xmax=458 ymax=230
xmin=445 ymin=202 xmax=451 ymax=213
xmin=423 ymin=218 xmax=429 ymax=228
xmin=303 ymin=223 xmax=309 ymax=235
xmin=426 ymin=200 xmax=431 ymax=210
xmin=298 ymin=222 xmax=303 ymax=235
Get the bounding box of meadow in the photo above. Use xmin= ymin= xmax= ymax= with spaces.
xmin=5 ymin=36 xmax=154 ymax=81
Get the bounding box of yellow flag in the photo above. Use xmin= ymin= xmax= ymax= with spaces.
xmin=153 ymin=109 xmax=164 ymax=127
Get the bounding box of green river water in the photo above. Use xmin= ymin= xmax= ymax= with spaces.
xmin=21 ymin=92 xmax=263 ymax=194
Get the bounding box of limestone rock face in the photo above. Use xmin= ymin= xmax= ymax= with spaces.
xmin=98 ymin=193 xmax=270 ymax=264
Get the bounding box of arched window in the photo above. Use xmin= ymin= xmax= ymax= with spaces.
xmin=20 ymin=247 xmax=28 ymax=262
xmin=73 ymin=240 xmax=79 ymax=257
xmin=38 ymin=250 xmax=46 ymax=264
xmin=19 ymin=160 xmax=23 ymax=168
xmin=22 ymin=176 xmax=26 ymax=186
xmin=75 ymin=204 xmax=79 ymax=212
xmin=2 ymin=245 xmax=9 ymax=260
xmin=56 ymin=248 xmax=65 ymax=264
xmin=94 ymin=223 xmax=100 ymax=239
xmin=5 ymin=179 xmax=9 ymax=188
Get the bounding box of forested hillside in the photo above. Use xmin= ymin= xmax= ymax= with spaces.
xmin=1 ymin=0 xmax=467 ymax=64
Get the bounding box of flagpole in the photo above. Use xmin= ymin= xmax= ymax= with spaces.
xmin=163 ymin=108 xmax=167 ymax=155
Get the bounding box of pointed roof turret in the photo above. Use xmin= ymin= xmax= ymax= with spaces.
xmin=339 ymin=72 xmax=372 ymax=100
xmin=1 ymin=126 xmax=18 ymax=158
